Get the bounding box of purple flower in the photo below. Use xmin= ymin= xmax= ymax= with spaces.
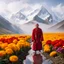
xmin=56 ymin=47 xmax=64 ymax=53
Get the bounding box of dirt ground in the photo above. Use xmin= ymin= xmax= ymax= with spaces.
xmin=43 ymin=52 xmax=64 ymax=64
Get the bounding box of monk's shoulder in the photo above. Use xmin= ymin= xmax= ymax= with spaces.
xmin=33 ymin=28 xmax=36 ymax=31
xmin=39 ymin=28 xmax=42 ymax=31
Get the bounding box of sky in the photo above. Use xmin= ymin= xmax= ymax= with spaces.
xmin=0 ymin=0 xmax=64 ymax=22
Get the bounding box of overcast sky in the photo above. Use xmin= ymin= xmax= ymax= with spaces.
xmin=0 ymin=0 xmax=64 ymax=20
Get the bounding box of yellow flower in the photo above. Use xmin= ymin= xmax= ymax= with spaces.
xmin=0 ymin=50 xmax=6 ymax=57
xmin=5 ymin=47 xmax=10 ymax=50
xmin=44 ymin=48 xmax=50 ymax=53
xmin=18 ymin=40 xmax=25 ymax=43
xmin=44 ymin=44 xmax=50 ymax=49
xmin=1 ymin=43 xmax=8 ymax=49
xmin=8 ymin=43 xmax=14 ymax=49
xmin=17 ymin=42 xmax=23 ymax=48
xmin=5 ymin=48 xmax=13 ymax=55
xmin=9 ymin=55 xmax=18 ymax=62
xmin=8 ymin=43 xmax=16 ymax=49
xmin=25 ymin=42 xmax=30 ymax=47
xmin=44 ymin=44 xmax=50 ymax=52
xmin=12 ymin=45 xmax=18 ymax=51
xmin=16 ymin=45 xmax=20 ymax=51
xmin=13 ymin=39 xmax=18 ymax=44
xmin=50 ymin=51 xmax=57 ymax=57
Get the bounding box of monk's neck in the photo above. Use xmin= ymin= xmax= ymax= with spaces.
xmin=36 ymin=27 xmax=39 ymax=29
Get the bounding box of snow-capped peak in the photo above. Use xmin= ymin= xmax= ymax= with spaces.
xmin=10 ymin=6 xmax=53 ymax=24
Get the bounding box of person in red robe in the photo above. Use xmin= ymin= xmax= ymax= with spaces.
xmin=32 ymin=24 xmax=44 ymax=51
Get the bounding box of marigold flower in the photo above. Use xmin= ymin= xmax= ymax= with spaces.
xmin=50 ymin=51 xmax=57 ymax=57
xmin=9 ymin=55 xmax=18 ymax=62
xmin=0 ymin=50 xmax=6 ymax=57
xmin=16 ymin=45 xmax=20 ymax=51
xmin=12 ymin=45 xmax=18 ymax=51
xmin=5 ymin=48 xmax=13 ymax=55
xmin=44 ymin=44 xmax=50 ymax=52
xmin=25 ymin=42 xmax=30 ymax=47
xmin=1 ymin=43 xmax=8 ymax=49
xmin=13 ymin=39 xmax=18 ymax=44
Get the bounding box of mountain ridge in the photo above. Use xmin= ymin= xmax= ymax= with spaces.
xmin=49 ymin=20 xmax=64 ymax=32
xmin=11 ymin=6 xmax=53 ymax=24
xmin=0 ymin=15 xmax=23 ymax=34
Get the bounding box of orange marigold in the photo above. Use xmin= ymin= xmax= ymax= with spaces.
xmin=0 ymin=50 xmax=6 ymax=57
xmin=5 ymin=48 xmax=13 ymax=55
xmin=9 ymin=55 xmax=18 ymax=62
xmin=50 ymin=51 xmax=57 ymax=57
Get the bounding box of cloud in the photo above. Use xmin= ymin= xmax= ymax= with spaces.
xmin=7 ymin=1 xmax=23 ymax=13
xmin=0 ymin=0 xmax=42 ymax=20
xmin=7 ymin=1 xmax=41 ymax=15
xmin=0 ymin=0 xmax=20 ymax=3
xmin=0 ymin=2 xmax=7 ymax=13
xmin=51 ymin=4 xmax=64 ymax=20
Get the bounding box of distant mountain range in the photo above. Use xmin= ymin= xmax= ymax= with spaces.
xmin=0 ymin=5 xmax=64 ymax=34
xmin=49 ymin=20 xmax=64 ymax=32
xmin=0 ymin=15 xmax=23 ymax=34
xmin=11 ymin=6 xmax=53 ymax=24
xmin=0 ymin=15 xmax=64 ymax=34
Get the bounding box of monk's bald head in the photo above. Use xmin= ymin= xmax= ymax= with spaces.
xmin=35 ymin=23 xmax=39 ymax=28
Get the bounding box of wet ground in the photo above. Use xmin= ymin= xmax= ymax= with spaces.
xmin=23 ymin=49 xmax=53 ymax=64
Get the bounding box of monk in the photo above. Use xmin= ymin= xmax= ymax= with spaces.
xmin=32 ymin=24 xmax=44 ymax=52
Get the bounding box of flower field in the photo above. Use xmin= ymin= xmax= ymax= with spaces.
xmin=0 ymin=34 xmax=31 ymax=64
xmin=43 ymin=33 xmax=64 ymax=57
xmin=0 ymin=33 xmax=64 ymax=64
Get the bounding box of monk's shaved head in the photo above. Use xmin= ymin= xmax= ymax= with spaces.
xmin=35 ymin=23 xmax=39 ymax=28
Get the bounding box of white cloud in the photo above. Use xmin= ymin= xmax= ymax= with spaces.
xmin=0 ymin=0 xmax=20 ymax=3
xmin=7 ymin=1 xmax=23 ymax=13
xmin=7 ymin=1 xmax=41 ymax=15
xmin=0 ymin=2 xmax=7 ymax=13
xmin=0 ymin=0 xmax=42 ymax=21
xmin=51 ymin=4 xmax=64 ymax=20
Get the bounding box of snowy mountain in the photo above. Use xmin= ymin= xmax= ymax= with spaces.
xmin=51 ymin=12 xmax=61 ymax=23
xmin=11 ymin=6 xmax=53 ymax=24
xmin=34 ymin=6 xmax=53 ymax=24
xmin=11 ymin=11 xmax=28 ymax=24
xmin=11 ymin=11 xmax=27 ymax=21
xmin=0 ymin=15 xmax=23 ymax=34
xmin=27 ymin=9 xmax=40 ymax=21
xmin=10 ymin=5 xmax=64 ymax=34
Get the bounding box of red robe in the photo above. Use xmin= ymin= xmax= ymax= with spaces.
xmin=32 ymin=28 xmax=44 ymax=51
